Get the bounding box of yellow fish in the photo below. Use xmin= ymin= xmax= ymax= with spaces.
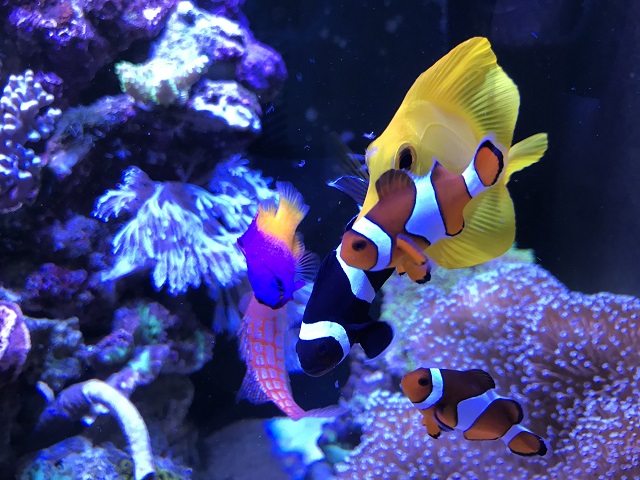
xmin=357 ymin=37 xmax=548 ymax=270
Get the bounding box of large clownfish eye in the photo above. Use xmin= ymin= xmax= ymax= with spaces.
xmin=418 ymin=376 xmax=430 ymax=387
xmin=396 ymin=144 xmax=416 ymax=171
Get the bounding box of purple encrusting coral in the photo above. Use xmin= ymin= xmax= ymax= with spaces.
xmin=332 ymin=259 xmax=640 ymax=479
xmin=0 ymin=69 xmax=61 ymax=213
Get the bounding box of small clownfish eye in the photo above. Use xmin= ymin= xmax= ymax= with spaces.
xmin=396 ymin=143 xmax=416 ymax=171
xmin=352 ymin=239 xmax=368 ymax=251
xmin=418 ymin=376 xmax=430 ymax=387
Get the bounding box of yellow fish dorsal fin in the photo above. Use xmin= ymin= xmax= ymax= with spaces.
xmin=257 ymin=182 xmax=309 ymax=247
xmin=403 ymin=37 xmax=520 ymax=150
xmin=504 ymin=133 xmax=548 ymax=184
xmin=375 ymin=169 xmax=414 ymax=200
xmin=425 ymin=183 xmax=515 ymax=269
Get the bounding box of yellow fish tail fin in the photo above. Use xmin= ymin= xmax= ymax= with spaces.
xmin=504 ymin=133 xmax=548 ymax=184
xmin=258 ymin=182 xmax=309 ymax=245
xmin=405 ymin=37 xmax=520 ymax=148
xmin=425 ymin=184 xmax=515 ymax=269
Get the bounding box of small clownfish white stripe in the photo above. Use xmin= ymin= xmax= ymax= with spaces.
xmin=336 ymin=244 xmax=376 ymax=302
xmin=412 ymin=368 xmax=444 ymax=410
xmin=350 ymin=217 xmax=393 ymax=271
xmin=405 ymin=164 xmax=447 ymax=244
xmin=299 ymin=320 xmax=350 ymax=361
xmin=501 ymin=424 xmax=530 ymax=445
xmin=455 ymin=389 xmax=502 ymax=431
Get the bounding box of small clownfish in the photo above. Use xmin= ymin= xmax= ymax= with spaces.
xmin=340 ymin=139 xmax=505 ymax=282
xmin=238 ymin=182 xmax=317 ymax=309
xmin=401 ymin=367 xmax=547 ymax=456
xmin=295 ymin=244 xmax=394 ymax=377
xmin=356 ymin=36 xmax=548 ymax=272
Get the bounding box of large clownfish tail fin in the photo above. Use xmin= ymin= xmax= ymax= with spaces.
xmin=504 ymin=133 xmax=548 ymax=184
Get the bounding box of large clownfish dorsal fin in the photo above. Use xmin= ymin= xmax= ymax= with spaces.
xmin=375 ymin=169 xmax=415 ymax=200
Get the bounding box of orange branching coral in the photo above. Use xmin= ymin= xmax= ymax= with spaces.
xmin=336 ymin=261 xmax=640 ymax=479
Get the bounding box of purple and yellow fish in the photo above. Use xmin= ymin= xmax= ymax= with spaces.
xmin=238 ymin=182 xmax=317 ymax=309
xmin=401 ymin=367 xmax=547 ymax=456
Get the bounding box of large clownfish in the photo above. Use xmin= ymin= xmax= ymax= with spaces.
xmin=295 ymin=245 xmax=394 ymax=377
xmin=237 ymin=182 xmax=317 ymax=309
xmin=340 ymin=138 xmax=507 ymax=282
xmin=348 ymin=36 xmax=547 ymax=273
xmin=401 ymin=367 xmax=547 ymax=456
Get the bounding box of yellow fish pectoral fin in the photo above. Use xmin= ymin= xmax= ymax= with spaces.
xmin=405 ymin=37 xmax=520 ymax=149
xmin=425 ymin=184 xmax=515 ymax=269
xmin=504 ymin=133 xmax=549 ymax=184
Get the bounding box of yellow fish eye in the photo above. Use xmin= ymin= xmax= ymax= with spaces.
xmin=395 ymin=143 xmax=416 ymax=171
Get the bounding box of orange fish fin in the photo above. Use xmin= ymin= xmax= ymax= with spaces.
xmin=463 ymin=369 xmax=496 ymax=395
xmin=402 ymin=260 xmax=432 ymax=284
xmin=375 ymin=169 xmax=415 ymax=200
xmin=508 ymin=430 xmax=548 ymax=456
xmin=237 ymin=369 xmax=271 ymax=405
xmin=396 ymin=264 xmax=406 ymax=275
xmin=474 ymin=139 xmax=504 ymax=187
xmin=421 ymin=406 xmax=442 ymax=439
xmin=396 ymin=233 xmax=427 ymax=265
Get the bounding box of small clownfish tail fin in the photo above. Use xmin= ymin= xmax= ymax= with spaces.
xmin=404 ymin=37 xmax=519 ymax=150
xmin=375 ymin=169 xmax=415 ymax=200
xmin=504 ymin=133 xmax=548 ymax=184
xmin=503 ymin=425 xmax=548 ymax=457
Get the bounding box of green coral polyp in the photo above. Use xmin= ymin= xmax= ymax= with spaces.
xmin=116 ymin=56 xmax=209 ymax=106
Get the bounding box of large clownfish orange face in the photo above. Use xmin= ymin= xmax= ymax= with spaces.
xmin=400 ymin=367 xmax=434 ymax=403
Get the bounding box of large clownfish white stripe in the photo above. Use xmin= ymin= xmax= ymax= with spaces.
xmin=455 ymin=389 xmax=502 ymax=432
xmin=350 ymin=217 xmax=393 ymax=271
xmin=405 ymin=165 xmax=447 ymax=244
xmin=412 ymin=368 xmax=444 ymax=410
xmin=336 ymin=244 xmax=376 ymax=302
xmin=299 ymin=320 xmax=350 ymax=360
xmin=501 ymin=424 xmax=530 ymax=445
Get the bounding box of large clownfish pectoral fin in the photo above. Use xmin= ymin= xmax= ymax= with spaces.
xmin=352 ymin=320 xmax=394 ymax=359
xmin=401 ymin=259 xmax=432 ymax=284
xmin=420 ymin=406 xmax=443 ymax=439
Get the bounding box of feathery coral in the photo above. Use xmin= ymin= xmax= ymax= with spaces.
xmin=92 ymin=158 xmax=272 ymax=295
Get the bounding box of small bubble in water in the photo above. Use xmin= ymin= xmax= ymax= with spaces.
xmin=292 ymin=159 xmax=306 ymax=168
